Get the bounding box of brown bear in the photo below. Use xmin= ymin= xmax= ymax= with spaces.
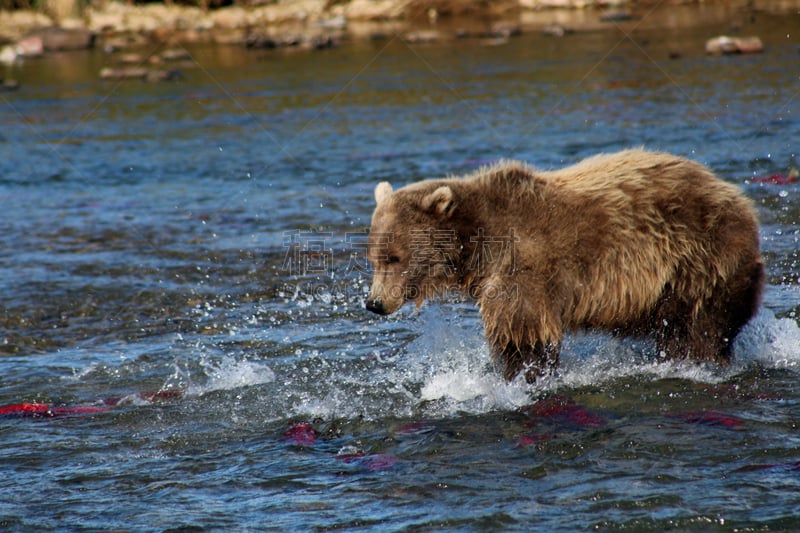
xmin=365 ymin=148 xmax=764 ymax=382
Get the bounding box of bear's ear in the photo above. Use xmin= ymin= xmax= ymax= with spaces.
xmin=422 ymin=186 xmax=456 ymax=218
xmin=375 ymin=182 xmax=393 ymax=205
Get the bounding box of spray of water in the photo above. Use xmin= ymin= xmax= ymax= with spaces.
xmin=176 ymin=305 xmax=800 ymax=422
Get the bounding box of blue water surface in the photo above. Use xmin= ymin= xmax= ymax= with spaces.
xmin=1 ymin=8 xmax=800 ymax=531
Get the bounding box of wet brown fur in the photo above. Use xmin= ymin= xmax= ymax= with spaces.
xmin=366 ymin=149 xmax=764 ymax=382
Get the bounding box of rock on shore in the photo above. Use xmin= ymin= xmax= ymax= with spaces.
xmin=0 ymin=0 xmax=796 ymax=60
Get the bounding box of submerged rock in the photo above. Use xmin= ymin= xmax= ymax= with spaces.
xmin=705 ymin=35 xmax=764 ymax=54
xmin=117 ymin=53 xmax=146 ymax=65
xmin=402 ymin=29 xmax=444 ymax=43
xmin=146 ymin=69 xmax=181 ymax=82
xmin=600 ymin=10 xmax=638 ymax=22
xmin=542 ymin=24 xmax=573 ymax=37
xmin=160 ymin=48 xmax=192 ymax=61
xmin=30 ymin=27 xmax=95 ymax=51
xmin=734 ymin=36 xmax=765 ymax=54
xmin=245 ymin=33 xmax=278 ymax=49
xmin=0 ymin=34 xmax=44 ymax=64
xmin=99 ymin=67 xmax=181 ymax=82
xmin=1 ymin=78 xmax=20 ymax=91
xmin=100 ymin=67 xmax=149 ymax=80
xmin=489 ymin=21 xmax=521 ymax=38
xmin=245 ymin=31 xmax=339 ymax=50
xmin=14 ymin=35 xmax=44 ymax=57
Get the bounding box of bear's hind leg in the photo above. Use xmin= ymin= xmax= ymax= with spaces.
xmin=653 ymin=300 xmax=740 ymax=364
xmin=687 ymin=258 xmax=764 ymax=363
xmin=653 ymin=259 xmax=764 ymax=364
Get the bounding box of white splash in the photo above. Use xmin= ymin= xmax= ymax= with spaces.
xmin=190 ymin=356 xmax=275 ymax=395
xmin=408 ymin=306 xmax=532 ymax=414
xmin=420 ymin=367 xmax=532 ymax=412
xmin=172 ymin=305 xmax=799 ymax=422
xmin=734 ymin=309 xmax=800 ymax=369
xmin=410 ymin=305 xmax=800 ymax=417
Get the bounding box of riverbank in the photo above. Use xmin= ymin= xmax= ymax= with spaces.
xmin=1 ymin=0 xmax=798 ymax=53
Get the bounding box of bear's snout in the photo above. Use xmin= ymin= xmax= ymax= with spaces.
xmin=365 ymin=298 xmax=388 ymax=315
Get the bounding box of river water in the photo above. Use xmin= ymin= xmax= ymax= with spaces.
xmin=1 ymin=8 xmax=800 ymax=531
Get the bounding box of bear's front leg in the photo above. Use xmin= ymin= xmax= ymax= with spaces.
xmin=496 ymin=340 xmax=561 ymax=383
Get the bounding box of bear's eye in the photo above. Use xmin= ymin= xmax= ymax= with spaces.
xmin=387 ymin=255 xmax=401 ymax=264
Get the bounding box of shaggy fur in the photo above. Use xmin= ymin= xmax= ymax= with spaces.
xmin=365 ymin=149 xmax=764 ymax=382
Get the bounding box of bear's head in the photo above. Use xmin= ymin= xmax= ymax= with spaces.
xmin=365 ymin=180 xmax=461 ymax=315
